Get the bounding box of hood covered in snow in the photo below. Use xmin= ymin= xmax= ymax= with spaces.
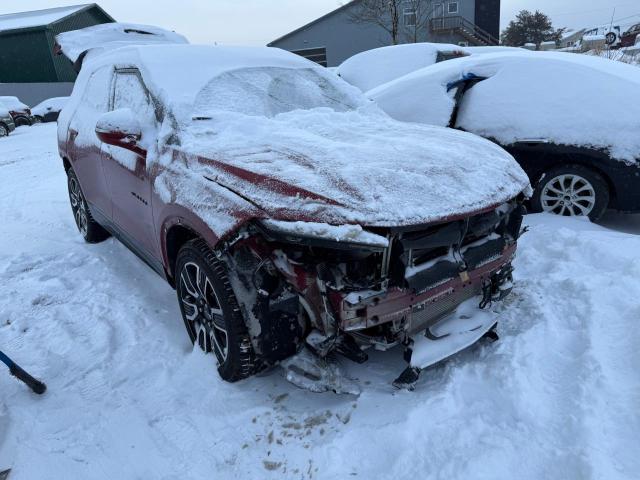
xmin=173 ymin=107 xmax=530 ymax=227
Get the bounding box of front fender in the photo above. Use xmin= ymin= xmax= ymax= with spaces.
xmin=152 ymin=170 xmax=263 ymax=278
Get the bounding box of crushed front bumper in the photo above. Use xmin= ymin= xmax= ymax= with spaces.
xmin=336 ymin=243 xmax=516 ymax=345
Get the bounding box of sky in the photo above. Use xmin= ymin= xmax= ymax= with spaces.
xmin=2 ymin=1 xmax=639 ymax=45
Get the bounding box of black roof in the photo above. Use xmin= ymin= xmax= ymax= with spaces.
xmin=0 ymin=4 xmax=114 ymax=35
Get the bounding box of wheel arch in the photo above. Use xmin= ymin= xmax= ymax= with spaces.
xmin=164 ymin=223 xmax=200 ymax=288
xmin=510 ymin=144 xmax=619 ymax=208
xmin=536 ymin=157 xmax=617 ymax=208
xmin=62 ymin=156 xmax=72 ymax=172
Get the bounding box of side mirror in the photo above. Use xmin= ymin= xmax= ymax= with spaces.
xmin=95 ymin=109 xmax=146 ymax=156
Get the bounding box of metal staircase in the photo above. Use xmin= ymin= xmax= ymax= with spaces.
xmin=430 ymin=16 xmax=499 ymax=46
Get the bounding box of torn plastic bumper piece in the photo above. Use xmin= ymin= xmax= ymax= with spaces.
xmin=393 ymin=297 xmax=500 ymax=390
xmin=281 ymin=347 xmax=361 ymax=395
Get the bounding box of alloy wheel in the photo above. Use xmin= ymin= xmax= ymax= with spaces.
xmin=179 ymin=261 xmax=229 ymax=365
xmin=540 ymin=174 xmax=597 ymax=217
xmin=0 ymin=125 xmax=7 ymax=137
xmin=68 ymin=175 xmax=88 ymax=236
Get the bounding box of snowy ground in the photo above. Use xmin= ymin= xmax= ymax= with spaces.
xmin=1 ymin=124 xmax=639 ymax=479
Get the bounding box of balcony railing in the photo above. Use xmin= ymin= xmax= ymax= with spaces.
xmin=430 ymin=16 xmax=499 ymax=46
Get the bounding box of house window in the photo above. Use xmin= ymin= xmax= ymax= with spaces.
xmin=404 ymin=8 xmax=417 ymax=27
xmin=290 ymin=47 xmax=327 ymax=67
xmin=448 ymin=2 xmax=459 ymax=14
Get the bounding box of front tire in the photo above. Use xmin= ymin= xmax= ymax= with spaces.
xmin=67 ymin=168 xmax=110 ymax=243
xmin=0 ymin=124 xmax=7 ymax=137
xmin=531 ymin=164 xmax=609 ymax=221
xmin=176 ymin=239 xmax=255 ymax=382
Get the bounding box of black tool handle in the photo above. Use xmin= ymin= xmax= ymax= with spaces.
xmin=9 ymin=364 xmax=46 ymax=395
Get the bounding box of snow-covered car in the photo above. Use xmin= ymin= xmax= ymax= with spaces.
xmin=336 ymin=43 xmax=527 ymax=92
xmin=336 ymin=43 xmax=468 ymax=92
xmin=583 ymin=25 xmax=622 ymax=48
xmin=368 ymin=51 xmax=640 ymax=220
xmin=0 ymin=107 xmax=16 ymax=137
xmin=0 ymin=96 xmax=33 ymax=127
xmin=32 ymin=97 xmax=69 ymax=123
xmin=57 ymin=37 xmax=530 ymax=388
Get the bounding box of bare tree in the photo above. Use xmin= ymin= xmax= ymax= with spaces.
xmin=402 ymin=0 xmax=436 ymax=43
xmin=348 ymin=0 xmax=403 ymax=45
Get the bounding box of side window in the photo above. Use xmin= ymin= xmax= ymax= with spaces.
xmin=112 ymin=71 xmax=156 ymax=127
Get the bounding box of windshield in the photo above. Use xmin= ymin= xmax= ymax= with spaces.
xmin=192 ymin=67 xmax=361 ymax=118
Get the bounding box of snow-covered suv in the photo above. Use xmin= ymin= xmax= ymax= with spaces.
xmin=57 ymin=39 xmax=529 ymax=388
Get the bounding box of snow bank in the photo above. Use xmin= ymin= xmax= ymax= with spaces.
xmin=369 ymin=51 xmax=640 ymax=163
xmin=336 ymin=43 xmax=468 ymax=92
xmin=1 ymin=125 xmax=639 ymax=479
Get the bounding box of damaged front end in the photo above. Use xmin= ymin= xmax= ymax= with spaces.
xmin=220 ymin=198 xmax=526 ymax=390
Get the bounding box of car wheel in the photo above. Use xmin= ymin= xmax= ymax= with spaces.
xmin=176 ymin=239 xmax=255 ymax=382
xmin=33 ymin=116 xmax=43 ymax=124
xmin=0 ymin=124 xmax=7 ymax=137
xmin=14 ymin=116 xmax=31 ymax=127
xmin=605 ymin=32 xmax=617 ymax=45
xmin=67 ymin=168 xmax=110 ymax=243
xmin=531 ymin=165 xmax=609 ymax=221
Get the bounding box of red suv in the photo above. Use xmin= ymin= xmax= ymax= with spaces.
xmin=57 ymin=40 xmax=530 ymax=388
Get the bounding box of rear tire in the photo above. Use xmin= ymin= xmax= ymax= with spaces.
xmin=14 ymin=116 xmax=31 ymax=127
xmin=531 ymin=164 xmax=609 ymax=221
xmin=0 ymin=124 xmax=7 ymax=137
xmin=176 ymin=239 xmax=255 ymax=382
xmin=66 ymin=168 xmax=110 ymax=243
